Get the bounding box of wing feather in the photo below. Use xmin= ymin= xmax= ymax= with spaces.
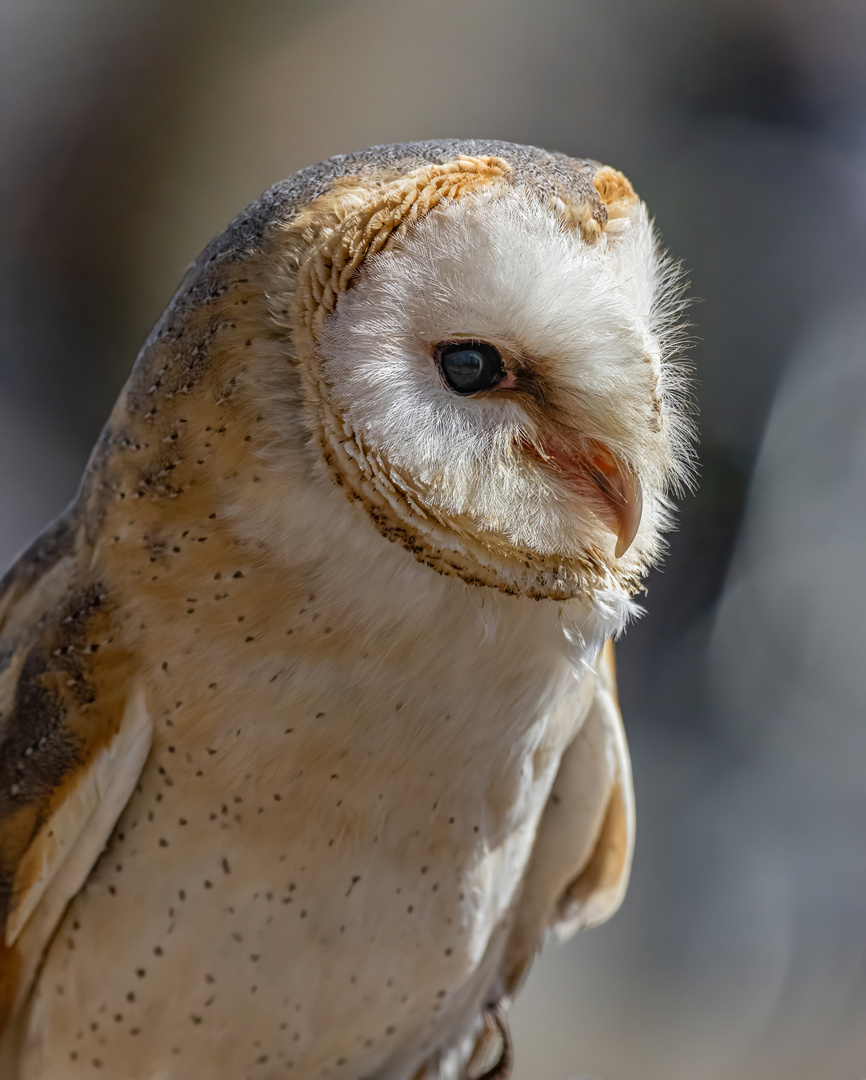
xmin=500 ymin=640 xmax=635 ymax=993
xmin=552 ymin=639 xmax=634 ymax=935
xmin=0 ymin=529 xmax=151 ymax=1045
xmin=6 ymin=687 xmax=151 ymax=948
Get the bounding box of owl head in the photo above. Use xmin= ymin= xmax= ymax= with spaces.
xmin=115 ymin=142 xmax=693 ymax=605
xmin=258 ymin=144 xmax=693 ymax=601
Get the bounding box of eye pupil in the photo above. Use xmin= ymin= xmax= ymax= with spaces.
xmin=437 ymin=342 xmax=505 ymax=394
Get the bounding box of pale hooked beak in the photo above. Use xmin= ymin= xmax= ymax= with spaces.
xmin=583 ymin=440 xmax=643 ymax=558
xmin=520 ymin=435 xmax=643 ymax=559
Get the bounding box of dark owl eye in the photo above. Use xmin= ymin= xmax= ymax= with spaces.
xmin=436 ymin=342 xmax=506 ymax=395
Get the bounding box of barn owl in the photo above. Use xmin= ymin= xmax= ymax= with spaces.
xmin=0 ymin=141 xmax=692 ymax=1080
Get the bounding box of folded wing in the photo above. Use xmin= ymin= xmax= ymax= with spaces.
xmin=500 ymin=640 xmax=635 ymax=995
xmin=0 ymin=520 xmax=152 ymax=1068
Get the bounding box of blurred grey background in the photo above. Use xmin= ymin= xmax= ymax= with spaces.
xmin=1 ymin=0 xmax=865 ymax=1077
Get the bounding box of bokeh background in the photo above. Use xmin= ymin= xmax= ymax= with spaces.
xmin=1 ymin=1 xmax=865 ymax=1077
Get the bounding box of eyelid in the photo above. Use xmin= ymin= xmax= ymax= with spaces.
xmin=422 ymin=330 xmax=516 ymax=353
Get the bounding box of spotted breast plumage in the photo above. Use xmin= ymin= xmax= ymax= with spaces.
xmin=0 ymin=141 xmax=694 ymax=1079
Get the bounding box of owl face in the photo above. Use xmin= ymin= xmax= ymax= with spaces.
xmin=276 ymin=157 xmax=692 ymax=599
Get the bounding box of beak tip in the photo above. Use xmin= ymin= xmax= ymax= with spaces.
xmin=613 ymin=483 xmax=643 ymax=560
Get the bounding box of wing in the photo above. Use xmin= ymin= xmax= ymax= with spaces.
xmin=0 ymin=519 xmax=152 ymax=1051
xmin=499 ymin=640 xmax=635 ymax=995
